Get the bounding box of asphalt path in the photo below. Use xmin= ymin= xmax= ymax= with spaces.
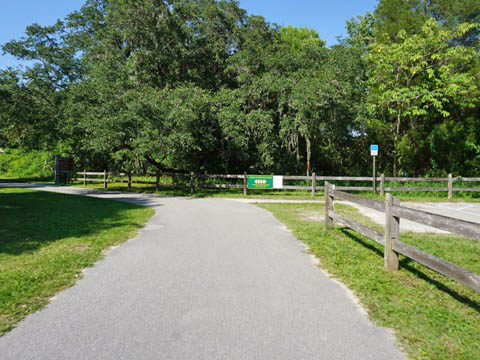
xmin=0 ymin=184 xmax=405 ymax=360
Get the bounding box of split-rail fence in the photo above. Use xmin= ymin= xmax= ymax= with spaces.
xmin=324 ymin=182 xmax=480 ymax=292
xmin=74 ymin=171 xmax=480 ymax=198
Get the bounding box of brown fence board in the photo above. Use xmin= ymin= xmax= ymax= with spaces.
xmin=384 ymin=177 xmax=448 ymax=182
xmin=77 ymin=172 xmax=105 ymax=176
xmin=317 ymin=176 xmax=373 ymax=181
xmin=283 ymin=176 xmax=310 ymax=180
xmin=332 ymin=189 xmax=386 ymax=212
xmin=394 ymin=240 xmax=480 ymax=292
xmin=196 ymin=174 xmax=244 ymax=179
xmin=330 ymin=212 xmax=385 ymax=245
xmin=199 ymin=184 xmax=243 ymax=189
xmin=84 ymin=179 xmax=108 ymax=183
xmin=391 ymin=205 xmax=480 ymax=241
xmin=384 ymin=187 xmax=448 ymax=192
xmin=336 ymin=186 xmax=373 ymax=191
xmin=283 ymin=185 xmax=311 ymax=190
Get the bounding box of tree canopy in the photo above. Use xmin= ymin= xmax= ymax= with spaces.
xmin=1 ymin=0 xmax=479 ymax=176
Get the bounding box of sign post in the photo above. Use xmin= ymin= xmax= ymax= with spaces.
xmin=370 ymin=145 xmax=378 ymax=195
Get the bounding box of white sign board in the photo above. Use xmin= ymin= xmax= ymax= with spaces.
xmin=370 ymin=145 xmax=378 ymax=156
xmin=273 ymin=176 xmax=283 ymax=189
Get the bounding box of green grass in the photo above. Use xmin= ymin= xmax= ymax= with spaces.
xmin=0 ymin=188 xmax=154 ymax=336
xmin=258 ymin=202 xmax=480 ymax=360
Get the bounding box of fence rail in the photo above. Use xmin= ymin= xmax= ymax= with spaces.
xmin=75 ymin=171 xmax=108 ymax=189
xmin=73 ymin=170 xmax=480 ymax=198
xmin=324 ymin=182 xmax=480 ymax=292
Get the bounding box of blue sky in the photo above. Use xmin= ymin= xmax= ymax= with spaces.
xmin=0 ymin=0 xmax=378 ymax=69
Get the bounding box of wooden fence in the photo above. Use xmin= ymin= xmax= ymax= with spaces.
xmin=283 ymin=173 xmax=480 ymax=198
xmin=324 ymin=182 xmax=480 ymax=292
xmin=74 ymin=171 xmax=480 ymax=198
xmin=76 ymin=171 xmax=109 ymax=189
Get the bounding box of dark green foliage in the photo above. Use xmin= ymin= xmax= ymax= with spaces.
xmin=374 ymin=0 xmax=480 ymax=45
xmin=0 ymin=148 xmax=53 ymax=180
xmin=1 ymin=0 xmax=479 ymax=177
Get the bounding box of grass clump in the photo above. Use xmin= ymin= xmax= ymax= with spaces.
xmin=0 ymin=188 xmax=154 ymax=335
xmin=258 ymin=202 xmax=480 ymax=360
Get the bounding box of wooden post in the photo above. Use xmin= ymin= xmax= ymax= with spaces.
xmin=190 ymin=171 xmax=195 ymax=194
xmin=325 ymin=182 xmax=334 ymax=229
xmin=448 ymin=173 xmax=453 ymax=200
xmin=243 ymin=172 xmax=248 ymax=196
xmin=104 ymin=170 xmax=107 ymax=190
xmin=156 ymin=170 xmax=160 ymax=191
xmin=128 ymin=172 xmax=132 ymax=191
xmin=55 ymin=155 xmax=61 ymax=185
xmin=83 ymin=170 xmax=86 ymax=187
xmin=385 ymin=193 xmax=400 ymax=271
xmin=380 ymin=173 xmax=385 ymax=197
xmin=311 ymin=172 xmax=316 ymax=197
xmin=373 ymin=156 xmax=376 ymax=195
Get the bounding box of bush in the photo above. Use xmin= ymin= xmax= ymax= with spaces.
xmin=0 ymin=148 xmax=53 ymax=180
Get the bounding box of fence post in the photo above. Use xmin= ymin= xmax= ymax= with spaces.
xmin=244 ymin=172 xmax=248 ymax=196
xmin=55 ymin=155 xmax=61 ymax=184
xmin=104 ymin=170 xmax=107 ymax=190
xmin=380 ymin=173 xmax=385 ymax=197
xmin=190 ymin=171 xmax=195 ymax=194
xmin=448 ymin=173 xmax=453 ymax=200
xmin=325 ymin=182 xmax=334 ymax=229
xmin=83 ymin=170 xmax=86 ymax=187
xmin=311 ymin=172 xmax=316 ymax=197
xmin=128 ymin=172 xmax=132 ymax=191
xmin=385 ymin=193 xmax=400 ymax=271
xmin=156 ymin=170 xmax=160 ymax=191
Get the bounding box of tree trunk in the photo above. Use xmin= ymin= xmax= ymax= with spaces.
xmin=296 ymin=134 xmax=301 ymax=165
xmin=306 ymin=137 xmax=312 ymax=177
xmin=393 ymin=111 xmax=401 ymax=177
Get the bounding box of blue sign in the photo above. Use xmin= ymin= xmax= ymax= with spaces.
xmin=370 ymin=144 xmax=378 ymax=156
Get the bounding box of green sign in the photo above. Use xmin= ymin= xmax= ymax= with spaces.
xmin=247 ymin=175 xmax=284 ymax=190
xmin=248 ymin=175 xmax=274 ymax=189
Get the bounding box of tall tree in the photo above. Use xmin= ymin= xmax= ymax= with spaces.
xmin=366 ymin=19 xmax=480 ymax=175
xmin=374 ymin=0 xmax=480 ymax=45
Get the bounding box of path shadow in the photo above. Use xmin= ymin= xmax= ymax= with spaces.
xmin=0 ymin=176 xmax=53 ymax=184
xmin=0 ymin=184 xmax=171 ymax=208
xmin=339 ymin=227 xmax=480 ymax=313
xmin=0 ymin=189 xmax=152 ymax=256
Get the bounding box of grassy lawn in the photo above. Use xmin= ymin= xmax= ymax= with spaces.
xmin=258 ymin=202 xmax=480 ymax=360
xmin=0 ymin=188 xmax=154 ymax=336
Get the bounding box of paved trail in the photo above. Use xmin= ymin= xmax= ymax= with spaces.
xmin=0 ymin=185 xmax=405 ymax=360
